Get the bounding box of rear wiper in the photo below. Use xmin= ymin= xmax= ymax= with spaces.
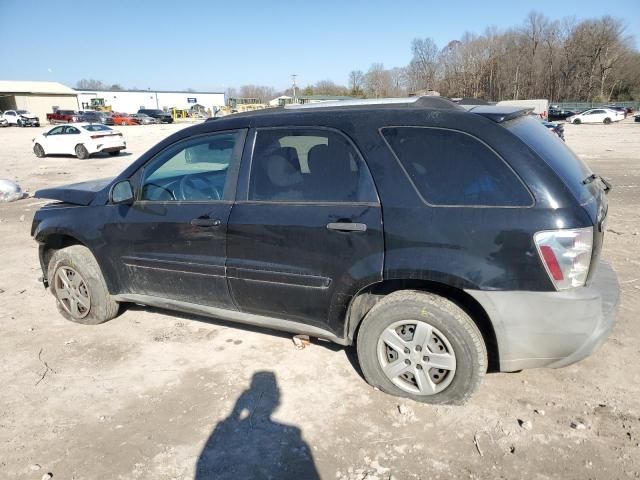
xmin=582 ymin=174 xmax=612 ymax=193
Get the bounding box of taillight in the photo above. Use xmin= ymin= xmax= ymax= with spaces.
xmin=534 ymin=227 xmax=593 ymax=290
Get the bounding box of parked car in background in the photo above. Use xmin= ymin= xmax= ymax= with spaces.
xmin=77 ymin=111 xmax=115 ymax=126
xmin=566 ymin=108 xmax=624 ymax=124
xmin=47 ymin=110 xmax=80 ymax=124
xmin=3 ymin=109 xmax=40 ymax=127
xmin=548 ymin=108 xmax=577 ymax=121
xmin=111 ymin=113 xmax=139 ymax=126
xmin=635 ymin=114 xmax=640 ymax=123
xmin=604 ymin=105 xmax=627 ymax=118
xmin=541 ymin=120 xmax=565 ymax=141
xmin=137 ymin=108 xmax=173 ymax=123
xmin=130 ymin=113 xmax=159 ymax=124
xmin=32 ymin=123 xmax=126 ymax=159
xmin=31 ymin=97 xmax=617 ymax=405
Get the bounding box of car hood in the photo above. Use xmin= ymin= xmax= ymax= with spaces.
xmin=35 ymin=177 xmax=113 ymax=205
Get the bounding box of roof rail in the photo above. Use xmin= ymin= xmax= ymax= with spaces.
xmin=284 ymin=96 xmax=463 ymax=111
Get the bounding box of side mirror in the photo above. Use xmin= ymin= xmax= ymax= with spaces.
xmin=111 ymin=180 xmax=134 ymax=205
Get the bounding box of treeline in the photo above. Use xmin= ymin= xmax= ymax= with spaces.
xmin=298 ymin=12 xmax=640 ymax=102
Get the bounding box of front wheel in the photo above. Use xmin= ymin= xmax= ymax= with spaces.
xmin=33 ymin=143 xmax=46 ymax=158
xmin=17 ymin=120 xmax=23 ymax=127
xmin=603 ymin=117 xmax=611 ymax=124
xmin=573 ymin=118 xmax=581 ymax=125
xmin=357 ymin=291 xmax=487 ymax=405
xmin=48 ymin=245 xmax=119 ymax=324
xmin=75 ymin=144 xmax=90 ymax=159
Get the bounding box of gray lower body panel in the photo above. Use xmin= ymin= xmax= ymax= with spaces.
xmin=465 ymin=260 xmax=619 ymax=372
xmin=113 ymin=293 xmax=348 ymax=345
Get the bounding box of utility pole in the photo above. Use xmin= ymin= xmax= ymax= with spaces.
xmin=291 ymin=74 xmax=298 ymax=103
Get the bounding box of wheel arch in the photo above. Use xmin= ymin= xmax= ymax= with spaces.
xmin=345 ymin=279 xmax=501 ymax=372
xmin=38 ymin=232 xmax=95 ymax=287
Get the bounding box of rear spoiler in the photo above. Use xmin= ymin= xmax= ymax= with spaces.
xmin=462 ymin=105 xmax=534 ymax=123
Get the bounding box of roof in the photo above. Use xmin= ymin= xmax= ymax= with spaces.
xmin=208 ymin=96 xmax=532 ymax=125
xmin=75 ymin=88 xmax=224 ymax=95
xmin=0 ymin=80 xmax=77 ymax=95
xmin=299 ymin=95 xmax=354 ymax=101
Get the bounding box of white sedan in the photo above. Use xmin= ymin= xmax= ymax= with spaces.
xmin=566 ymin=108 xmax=625 ymax=125
xmin=33 ymin=123 xmax=126 ymax=159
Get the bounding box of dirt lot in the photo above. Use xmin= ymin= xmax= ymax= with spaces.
xmin=0 ymin=119 xmax=638 ymax=480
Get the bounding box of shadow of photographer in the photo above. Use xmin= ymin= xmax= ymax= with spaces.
xmin=195 ymin=370 xmax=320 ymax=479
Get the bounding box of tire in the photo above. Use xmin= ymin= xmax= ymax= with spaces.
xmin=121 ymin=120 xmax=127 ymax=126
xmin=356 ymin=290 xmax=487 ymax=405
xmin=33 ymin=143 xmax=45 ymax=158
xmin=603 ymin=117 xmax=611 ymax=124
xmin=17 ymin=120 xmax=23 ymax=127
xmin=108 ymin=150 xmax=121 ymax=156
xmin=573 ymin=118 xmax=581 ymax=125
xmin=47 ymin=245 xmax=119 ymax=325
xmin=75 ymin=144 xmax=90 ymax=159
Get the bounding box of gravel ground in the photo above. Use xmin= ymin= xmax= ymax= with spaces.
xmin=0 ymin=119 xmax=638 ymax=480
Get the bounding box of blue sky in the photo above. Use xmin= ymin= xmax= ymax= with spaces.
xmin=1 ymin=0 xmax=638 ymax=92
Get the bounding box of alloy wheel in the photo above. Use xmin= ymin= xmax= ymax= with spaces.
xmin=54 ymin=266 xmax=91 ymax=319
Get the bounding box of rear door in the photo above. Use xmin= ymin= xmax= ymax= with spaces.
xmin=226 ymin=127 xmax=384 ymax=335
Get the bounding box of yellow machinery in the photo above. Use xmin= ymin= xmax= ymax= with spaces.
xmin=90 ymin=98 xmax=112 ymax=112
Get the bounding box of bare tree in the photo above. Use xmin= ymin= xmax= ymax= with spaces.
xmin=76 ymin=79 xmax=106 ymax=90
xmin=348 ymin=70 xmax=365 ymax=97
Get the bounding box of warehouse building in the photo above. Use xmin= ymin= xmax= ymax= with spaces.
xmin=0 ymin=80 xmax=79 ymax=122
xmin=76 ymin=89 xmax=225 ymax=114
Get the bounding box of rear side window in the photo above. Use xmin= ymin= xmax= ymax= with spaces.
xmin=249 ymin=128 xmax=377 ymax=203
xmin=506 ymin=116 xmax=594 ymax=204
xmin=382 ymin=127 xmax=532 ymax=207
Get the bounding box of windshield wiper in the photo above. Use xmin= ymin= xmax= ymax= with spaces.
xmin=582 ymin=173 xmax=612 ymax=193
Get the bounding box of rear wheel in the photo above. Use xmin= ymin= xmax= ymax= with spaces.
xmin=48 ymin=245 xmax=119 ymax=325
xmin=603 ymin=117 xmax=611 ymax=124
xmin=357 ymin=290 xmax=487 ymax=405
xmin=33 ymin=143 xmax=45 ymax=158
xmin=75 ymin=144 xmax=90 ymax=159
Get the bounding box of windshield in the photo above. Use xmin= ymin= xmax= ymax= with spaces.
xmin=16 ymin=110 xmax=29 ymax=114
xmin=506 ymin=116 xmax=596 ymax=204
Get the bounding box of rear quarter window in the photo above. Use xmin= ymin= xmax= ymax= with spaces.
xmin=505 ymin=116 xmax=595 ymax=205
xmin=381 ymin=127 xmax=533 ymax=207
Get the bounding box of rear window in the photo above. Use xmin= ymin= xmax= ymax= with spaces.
xmin=381 ymin=127 xmax=532 ymax=207
xmin=82 ymin=124 xmax=112 ymax=132
xmin=506 ymin=116 xmax=594 ymax=204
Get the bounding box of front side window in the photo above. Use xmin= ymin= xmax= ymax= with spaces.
xmin=140 ymin=130 xmax=244 ymax=202
xmin=48 ymin=126 xmax=64 ymax=135
xmin=249 ymin=128 xmax=377 ymax=203
xmin=382 ymin=127 xmax=532 ymax=207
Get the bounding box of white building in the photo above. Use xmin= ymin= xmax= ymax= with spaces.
xmin=0 ymin=81 xmax=79 ymax=121
xmin=76 ymin=89 xmax=225 ymax=114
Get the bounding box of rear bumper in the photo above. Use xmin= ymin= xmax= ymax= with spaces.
xmin=465 ymin=260 xmax=619 ymax=372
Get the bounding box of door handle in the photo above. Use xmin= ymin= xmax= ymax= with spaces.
xmin=190 ymin=217 xmax=222 ymax=227
xmin=326 ymin=222 xmax=367 ymax=232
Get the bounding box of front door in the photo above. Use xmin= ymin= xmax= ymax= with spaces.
xmin=226 ymin=127 xmax=384 ymax=336
xmin=102 ymin=129 xmax=247 ymax=308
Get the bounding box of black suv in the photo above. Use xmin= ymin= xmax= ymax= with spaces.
xmin=138 ymin=108 xmax=173 ymax=123
xmin=31 ymin=97 xmax=618 ymax=405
